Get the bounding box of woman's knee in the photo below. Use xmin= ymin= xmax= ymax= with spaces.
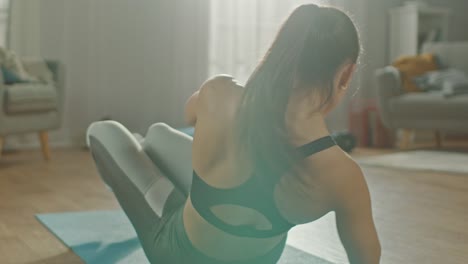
xmin=146 ymin=123 xmax=190 ymax=140
xmin=144 ymin=123 xmax=192 ymax=153
xmin=149 ymin=122 xmax=172 ymax=132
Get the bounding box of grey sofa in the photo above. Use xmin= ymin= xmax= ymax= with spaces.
xmin=0 ymin=59 xmax=65 ymax=159
xmin=375 ymin=42 xmax=468 ymax=148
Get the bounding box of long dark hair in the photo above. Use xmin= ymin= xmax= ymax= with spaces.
xmin=235 ymin=5 xmax=360 ymax=183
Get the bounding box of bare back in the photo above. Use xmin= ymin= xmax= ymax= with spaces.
xmin=183 ymin=76 xmax=380 ymax=263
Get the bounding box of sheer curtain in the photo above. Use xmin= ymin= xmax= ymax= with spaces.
xmin=8 ymin=0 xmax=41 ymax=56
xmin=209 ymin=0 xmax=330 ymax=84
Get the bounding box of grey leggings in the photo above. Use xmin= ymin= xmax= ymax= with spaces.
xmin=87 ymin=122 xmax=285 ymax=264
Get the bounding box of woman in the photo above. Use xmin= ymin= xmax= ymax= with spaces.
xmin=89 ymin=4 xmax=380 ymax=264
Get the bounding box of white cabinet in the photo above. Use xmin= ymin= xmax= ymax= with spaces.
xmin=389 ymin=3 xmax=450 ymax=63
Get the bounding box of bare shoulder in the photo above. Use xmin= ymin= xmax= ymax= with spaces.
xmin=325 ymin=152 xmax=369 ymax=210
xmin=330 ymin=153 xmax=365 ymax=186
xmin=196 ymin=75 xmax=244 ymax=117
xmin=301 ymin=149 xmax=368 ymax=207
xmin=303 ymin=148 xmax=364 ymax=184
xmin=277 ymin=149 xmax=366 ymax=224
xmin=199 ymin=75 xmax=243 ymax=99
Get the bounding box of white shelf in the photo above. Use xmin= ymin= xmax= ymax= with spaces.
xmin=388 ymin=4 xmax=451 ymax=63
xmin=391 ymin=5 xmax=451 ymax=16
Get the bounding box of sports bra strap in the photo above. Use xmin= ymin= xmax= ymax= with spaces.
xmin=297 ymin=136 xmax=336 ymax=157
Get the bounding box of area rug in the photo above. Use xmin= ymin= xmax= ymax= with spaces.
xmin=37 ymin=210 xmax=333 ymax=264
xmin=357 ymin=150 xmax=468 ymax=174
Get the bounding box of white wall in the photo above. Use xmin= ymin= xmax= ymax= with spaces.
xmin=37 ymin=0 xmax=209 ymax=146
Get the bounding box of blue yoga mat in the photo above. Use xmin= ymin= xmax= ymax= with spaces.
xmin=178 ymin=127 xmax=194 ymax=137
xmin=37 ymin=210 xmax=332 ymax=264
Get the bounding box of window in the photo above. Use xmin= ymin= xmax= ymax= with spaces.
xmin=209 ymin=0 xmax=329 ymax=83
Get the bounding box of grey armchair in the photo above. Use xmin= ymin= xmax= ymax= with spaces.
xmin=375 ymin=42 xmax=468 ymax=148
xmin=0 ymin=59 xmax=65 ymax=160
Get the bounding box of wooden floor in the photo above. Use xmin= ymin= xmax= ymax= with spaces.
xmin=0 ymin=146 xmax=467 ymax=264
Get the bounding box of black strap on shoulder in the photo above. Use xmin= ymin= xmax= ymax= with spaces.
xmin=297 ymin=136 xmax=336 ymax=158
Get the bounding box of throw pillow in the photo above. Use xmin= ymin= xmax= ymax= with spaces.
xmin=392 ymin=53 xmax=439 ymax=93
xmin=0 ymin=47 xmax=38 ymax=83
xmin=1 ymin=66 xmax=28 ymax=84
xmin=413 ymin=68 xmax=468 ymax=93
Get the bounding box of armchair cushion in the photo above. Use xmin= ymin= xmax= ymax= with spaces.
xmin=0 ymin=48 xmax=37 ymax=82
xmin=4 ymin=83 xmax=58 ymax=114
xmin=389 ymin=92 xmax=468 ymax=119
xmin=23 ymin=59 xmax=54 ymax=84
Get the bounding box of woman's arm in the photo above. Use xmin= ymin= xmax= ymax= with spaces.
xmin=334 ymin=164 xmax=381 ymax=264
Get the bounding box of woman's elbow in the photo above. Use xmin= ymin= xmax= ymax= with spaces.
xmin=349 ymin=237 xmax=382 ymax=264
xmin=369 ymin=239 xmax=382 ymax=264
xmin=184 ymin=107 xmax=197 ymax=126
xmin=185 ymin=115 xmax=196 ymax=126
xmin=366 ymin=230 xmax=382 ymax=264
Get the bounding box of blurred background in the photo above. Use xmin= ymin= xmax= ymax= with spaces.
xmin=1 ymin=0 xmax=467 ymax=149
